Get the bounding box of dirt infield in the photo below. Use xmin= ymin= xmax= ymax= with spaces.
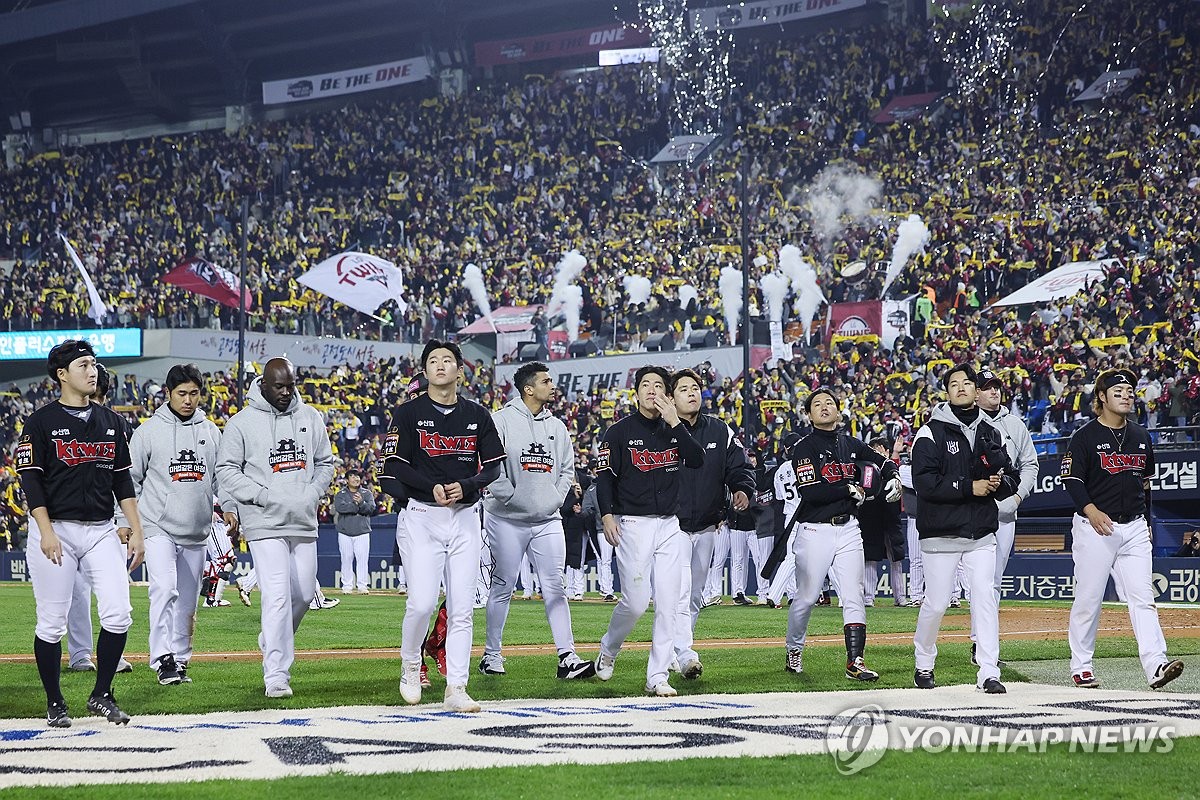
xmin=4 ymin=602 xmax=1193 ymax=664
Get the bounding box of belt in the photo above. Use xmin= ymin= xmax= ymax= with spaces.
xmin=821 ymin=514 xmax=852 ymax=526
xmin=1112 ymin=513 xmax=1143 ymax=524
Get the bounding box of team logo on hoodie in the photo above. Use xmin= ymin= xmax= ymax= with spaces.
xmin=270 ymin=438 xmax=308 ymax=473
xmin=519 ymin=442 xmax=554 ymax=473
xmin=169 ymin=449 xmax=207 ymax=482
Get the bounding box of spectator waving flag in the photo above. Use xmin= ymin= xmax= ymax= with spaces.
xmin=161 ymin=257 xmax=254 ymax=310
xmin=59 ymin=234 xmax=108 ymax=325
xmin=298 ymin=251 xmax=407 ymax=317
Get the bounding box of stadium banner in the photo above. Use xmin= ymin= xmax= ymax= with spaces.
xmin=689 ymin=0 xmax=867 ymax=31
xmin=989 ymin=259 xmax=1117 ymax=308
xmin=261 ymin=56 xmax=430 ymax=105
xmin=458 ymin=305 xmax=542 ymax=335
xmin=1022 ymin=450 xmax=1200 ymax=513
xmin=881 ymin=297 xmax=912 ymax=348
xmin=474 ymin=24 xmax=650 ymax=67
xmin=161 ymin=257 xmax=252 ymax=310
xmin=494 ymin=344 xmax=773 ymax=397
xmin=168 ymin=329 xmax=421 ymax=369
xmin=1074 ymin=68 xmax=1141 ymax=102
xmin=872 ymin=91 xmax=944 ymax=124
xmin=827 ymin=301 xmax=882 ymax=340
xmin=297 ymin=251 xmax=407 ymax=316
xmin=0 ymin=328 xmax=142 ymax=361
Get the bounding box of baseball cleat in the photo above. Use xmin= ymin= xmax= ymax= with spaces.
xmin=47 ymin=701 xmax=71 ymax=728
xmin=681 ymin=658 xmax=703 ymax=680
xmin=116 ymin=658 xmax=133 ymax=673
xmin=557 ymin=652 xmax=597 ymax=680
xmin=645 ymin=681 xmax=678 ymax=697
xmin=265 ymin=683 xmax=293 ymax=698
xmin=594 ymin=653 xmax=615 ymax=681
xmin=701 ymin=595 xmax=723 ymax=608
xmin=603 ymin=594 xmax=617 ymax=603
xmin=478 ymin=653 xmax=506 ymax=675
xmin=177 ymin=661 xmax=192 ymax=683
xmin=1150 ymin=660 xmax=1184 ymax=689
xmin=979 ymin=678 xmax=1006 ymax=694
xmin=846 ymin=656 xmax=879 ymax=682
xmin=949 ymin=598 xmax=961 ymax=608
xmin=400 ymin=661 xmax=423 ymax=704
xmin=914 ymin=669 xmax=936 ymax=689
xmin=68 ymin=661 xmax=96 ymax=672
xmin=87 ymin=692 xmax=130 ymax=725
xmin=733 ymin=592 xmax=752 ymax=606
xmin=419 ymin=662 xmax=432 ymax=688
xmin=155 ymin=654 xmax=183 ymax=686
xmin=785 ymin=648 xmax=803 ymax=674
xmin=238 ymin=586 xmax=253 ymax=607
xmin=1072 ymin=671 xmax=1100 ymax=689
xmin=443 ymin=685 xmax=481 ymax=713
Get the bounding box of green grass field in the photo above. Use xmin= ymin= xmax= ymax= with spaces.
xmin=2 ymin=583 xmax=1197 ymax=799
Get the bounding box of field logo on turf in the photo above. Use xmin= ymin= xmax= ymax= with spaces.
xmin=826 ymin=703 xmax=888 ymax=775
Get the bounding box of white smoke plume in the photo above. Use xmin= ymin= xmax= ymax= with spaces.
xmin=882 ymin=214 xmax=930 ymax=296
xmin=462 ymin=263 xmax=496 ymax=334
xmin=561 ymin=285 xmax=583 ymax=342
xmin=759 ymin=271 xmax=790 ymax=323
xmin=622 ymin=274 xmax=652 ymax=306
xmin=778 ymin=244 xmax=826 ymax=335
xmin=718 ymin=266 xmax=743 ymax=345
xmin=803 ymin=165 xmax=882 ymax=247
xmin=546 ymin=250 xmax=587 ymax=342
xmin=677 ymin=283 xmax=698 ymax=311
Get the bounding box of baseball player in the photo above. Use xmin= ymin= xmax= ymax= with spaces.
xmin=334 ymin=468 xmax=376 ymax=594
xmin=898 ymin=439 xmax=922 ymax=606
xmin=128 ymin=364 xmax=228 ymax=686
xmin=66 ymin=364 xmax=133 ymax=675
xmin=784 ymin=388 xmax=899 ymax=680
xmin=702 ymin=524 xmax=732 ymax=606
xmin=670 ymin=368 xmax=754 ymax=680
xmin=860 ymin=437 xmax=907 ymax=607
xmin=971 ymin=368 xmax=1039 ymax=664
xmin=720 ymin=450 xmax=761 ymax=605
xmin=214 ymin=357 xmax=335 ymax=699
xmin=593 ymin=366 xmax=704 ymax=696
xmin=480 ymin=362 xmax=595 ymax=680
xmin=382 ymin=340 xmax=504 ymax=712
xmin=760 ymin=433 xmax=803 ymax=608
xmin=911 ymin=363 xmax=1016 ymax=693
xmin=1062 ymin=368 xmax=1184 ymax=689
xmin=17 ymin=340 xmax=145 ymax=726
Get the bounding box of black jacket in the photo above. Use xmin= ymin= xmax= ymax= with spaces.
xmin=595 ymin=411 xmax=704 ymax=517
xmin=676 ymin=415 xmax=755 ymax=533
xmin=911 ymin=403 xmax=1018 ymax=540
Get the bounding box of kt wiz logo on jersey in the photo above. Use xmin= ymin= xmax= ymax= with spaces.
xmin=1098 ymin=452 xmax=1147 ymax=475
xmin=53 ymin=438 xmax=116 ymax=467
xmin=819 ymin=462 xmax=856 ymax=483
xmin=419 ymin=430 xmax=478 ymax=457
xmin=629 ymin=447 xmax=679 ymax=472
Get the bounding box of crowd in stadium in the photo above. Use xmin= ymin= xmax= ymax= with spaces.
xmin=1 ymin=0 xmax=1199 ymax=549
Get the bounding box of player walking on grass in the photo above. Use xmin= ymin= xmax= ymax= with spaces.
xmin=593 ymin=366 xmax=704 ymax=697
xmin=383 ymin=340 xmax=504 ymax=712
xmin=911 ymin=364 xmax=1015 ymax=694
xmin=479 ymin=362 xmax=595 ymax=681
xmin=1062 ymin=368 xmax=1184 ymax=690
xmin=17 ymin=340 xmax=145 ymax=727
xmin=669 ymin=368 xmax=754 ymax=680
xmin=215 ymin=357 xmax=335 ymax=700
xmin=783 ymin=388 xmax=899 ymax=681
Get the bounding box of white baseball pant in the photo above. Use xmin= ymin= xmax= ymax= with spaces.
xmin=596 ymin=531 xmax=615 ymax=596
xmin=703 ymin=524 xmax=731 ymax=600
xmin=518 ymin=554 xmax=539 ymax=598
xmin=767 ymin=529 xmax=798 ymax=605
xmin=970 ymin=519 xmax=1015 ymax=642
xmin=599 ymin=515 xmax=683 ymax=687
xmin=914 ymin=539 xmax=1001 ymax=684
xmin=398 ymin=501 xmax=481 ymax=687
xmin=337 ymin=533 xmax=371 ymax=592
xmin=1068 ymin=515 xmax=1168 ymax=683
xmin=565 ymin=565 xmax=586 ymax=597
xmin=239 ymin=567 xmax=258 ymax=592
xmin=478 ymin=524 xmax=494 ymax=601
xmin=864 ymin=560 xmax=906 ymax=606
xmin=27 ymin=518 xmax=132 ymax=643
xmin=145 ymin=535 xmax=206 ymax=665
xmin=905 ymin=516 xmax=923 ymax=603
xmin=674 ymin=525 xmax=717 ymax=666
xmin=483 ymin=513 xmax=575 ymax=656
xmin=786 ymin=520 xmax=866 ymax=650
xmin=750 ymin=535 xmax=772 ymax=597
xmin=247 ymin=536 xmax=317 ymax=689
xmin=67 ymin=571 xmax=95 ymax=667
xmin=726 ymin=527 xmax=752 ymax=597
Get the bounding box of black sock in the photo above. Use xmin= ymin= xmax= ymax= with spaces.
xmin=34 ymin=637 xmax=64 ymax=706
xmin=92 ymin=628 xmax=128 ymax=698
xmin=844 ymin=623 xmax=867 ymax=662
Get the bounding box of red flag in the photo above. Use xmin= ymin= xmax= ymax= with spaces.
xmin=161 ymin=258 xmax=252 ymax=310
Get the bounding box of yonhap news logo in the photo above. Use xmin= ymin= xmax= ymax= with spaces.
xmin=826 ymin=704 xmax=888 ymax=775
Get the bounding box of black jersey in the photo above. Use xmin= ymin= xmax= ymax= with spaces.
xmin=381 ymin=393 xmax=504 ymax=505
xmin=595 ymin=411 xmax=704 ymax=517
xmin=791 ymin=428 xmax=894 ymax=524
xmin=15 ymin=400 xmax=136 ymax=521
xmin=1060 ymin=418 xmax=1154 ymax=519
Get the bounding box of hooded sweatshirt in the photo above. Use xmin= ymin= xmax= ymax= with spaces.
xmin=483 ymin=396 xmax=575 ymax=523
xmin=982 ymin=405 xmax=1040 ymax=524
xmin=129 ymin=404 xmax=222 ymax=544
xmin=214 ymin=377 xmax=336 ymax=541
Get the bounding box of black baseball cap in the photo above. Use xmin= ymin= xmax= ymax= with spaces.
xmin=977 ymin=369 xmax=1002 ymax=389
xmin=1096 ymin=368 xmax=1136 ymax=393
xmin=782 ymin=432 xmax=802 ymax=452
xmin=406 ymin=374 xmax=429 ymax=396
xmin=47 ymin=339 xmax=96 ymax=382
xmin=943 ymin=362 xmax=978 ymax=390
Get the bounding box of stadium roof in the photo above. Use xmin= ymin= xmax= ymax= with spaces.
xmin=0 ymin=0 xmax=633 ymax=133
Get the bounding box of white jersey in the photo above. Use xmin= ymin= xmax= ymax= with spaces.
xmin=774 ymin=461 xmax=800 ymax=523
xmin=899 ymin=462 xmax=914 ymax=490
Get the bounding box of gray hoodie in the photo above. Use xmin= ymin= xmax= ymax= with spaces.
xmin=214 ymin=377 xmax=336 ymax=541
xmin=128 ymin=404 xmax=222 ymax=544
xmin=984 ymin=405 xmax=1040 ymax=523
xmin=483 ymin=396 xmax=575 ymax=523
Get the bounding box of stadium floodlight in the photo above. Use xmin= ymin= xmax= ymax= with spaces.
xmin=8 ymin=115 xmax=21 ymax=131
xmin=20 ymin=110 xmax=31 ymax=128
xmin=649 ymin=133 xmax=725 ymax=168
